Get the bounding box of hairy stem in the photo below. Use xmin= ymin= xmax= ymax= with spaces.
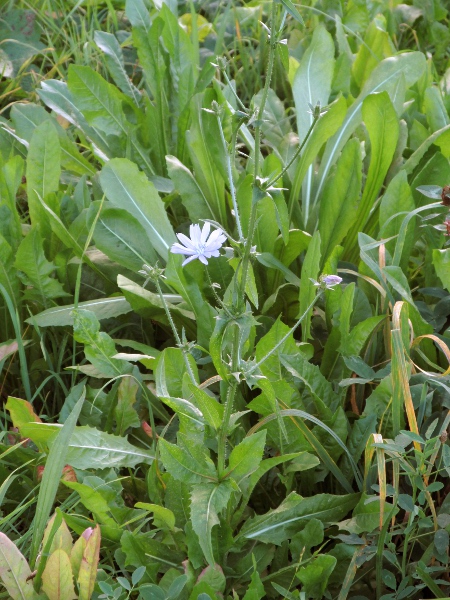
xmin=156 ymin=279 xmax=197 ymax=385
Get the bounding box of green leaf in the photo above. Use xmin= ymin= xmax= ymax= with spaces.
xmin=190 ymin=481 xmax=233 ymax=565
xmin=64 ymin=426 xmax=154 ymax=469
xmin=186 ymin=92 xmax=227 ymax=227
xmin=29 ymin=388 xmax=86 ymax=568
xmin=26 ymin=120 xmax=60 ymax=240
xmin=188 ymin=384 xmax=224 ymax=431
xmin=134 ymin=503 xmax=176 ymax=531
xmin=15 ymin=228 xmax=69 ymax=306
xmin=5 ymin=396 xmax=41 ymax=430
xmin=114 ymin=376 xmax=140 ymax=435
xmin=67 ymin=65 xmax=128 ymax=138
xmin=73 ymin=309 xmax=130 ymax=378
xmin=315 ymin=52 xmax=425 ymax=206
xmin=433 ymin=249 xmax=450 ymax=293
xmin=351 ymin=15 xmax=394 ymax=88
xmin=296 ymin=554 xmax=337 ymax=599
xmin=242 ymin=560 xmax=266 ymax=600
xmin=319 ymin=137 xmax=362 ymax=264
xmin=379 ymin=171 xmax=415 ymax=268
xmin=298 ymin=230 xmax=321 ymax=342
xmin=41 ymin=549 xmax=77 ymax=600
xmin=344 ymin=91 xmax=399 ymax=261
xmin=166 ymin=155 xmax=215 ymax=222
xmin=0 ymin=234 xmax=20 ymax=308
xmin=61 ymin=481 xmax=116 ymax=527
xmin=159 ymin=439 xmax=217 ymax=485
xmin=94 ymin=31 xmax=141 ymax=104
xmin=292 ymin=24 xmax=335 ymax=221
xmin=155 ymin=347 xmax=198 ymax=399
xmin=94 ymin=207 xmax=158 ymax=271
xmin=225 ymin=431 xmax=267 ymax=485
xmin=277 ymin=0 xmax=304 ymax=25
xmin=289 ymin=97 xmax=347 ymax=223
xmin=99 ymin=158 xmax=175 ymax=259
xmin=0 ymin=533 xmax=39 ymax=600
xmin=27 ymin=296 xmax=133 ymax=327
xmin=77 ymin=525 xmax=101 ymax=600
xmin=118 ymin=275 xmax=194 ymax=326
xmin=239 ymin=492 xmax=359 ymax=544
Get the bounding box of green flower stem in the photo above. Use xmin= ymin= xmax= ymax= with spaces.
xmin=237 ymin=1 xmax=278 ymax=311
xmin=217 ymin=112 xmax=243 ymax=240
xmin=155 ymin=279 xmax=197 ymax=385
xmin=218 ymin=323 xmax=241 ymax=476
xmin=248 ymin=291 xmax=322 ymax=375
xmin=253 ymin=1 xmax=277 ymax=181
xmin=264 ymin=114 xmax=320 ymax=189
xmin=218 ymin=1 xmax=282 ymax=474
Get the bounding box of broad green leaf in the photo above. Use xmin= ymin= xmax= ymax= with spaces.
xmin=67 ymin=65 xmax=128 ymax=138
xmin=77 ymin=525 xmax=101 ymax=600
xmin=298 ymin=230 xmax=321 ymax=342
xmin=159 ymin=438 xmax=217 ymax=485
xmin=155 ymin=347 xmax=199 ymax=399
xmin=379 ymin=171 xmax=415 ymax=268
xmin=15 ymin=228 xmax=69 ymax=306
xmin=73 ymin=309 xmax=131 ymax=378
xmin=27 ymin=296 xmax=133 ymax=327
xmin=134 ymin=503 xmax=176 ymax=531
xmin=423 ymin=86 xmax=449 ymax=132
xmin=319 ymin=137 xmax=362 ymax=264
xmin=344 ymin=91 xmax=399 ymax=261
xmin=190 ymin=481 xmax=233 ymax=565
xmin=41 ymin=514 xmax=73 ymax=557
xmin=41 ymin=549 xmax=77 ymax=600
xmin=69 ymin=535 xmax=86 ymax=581
xmin=255 ymin=316 xmax=299 ymax=381
xmin=166 ymin=155 xmax=215 ymax=222
xmin=115 ymin=376 xmax=140 ymax=435
xmin=120 ymin=530 xmax=184 ymax=574
xmin=38 ymin=80 xmax=111 ymax=158
xmin=292 ymin=25 xmax=335 ymax=222
xmin=280 ymin=353 xmax=340 ymax=412
xmin=125 ymin=0 xmax=150 ymax=31
xmin=433 ymin=249 xmax=450 ymax=293
xmin=118 ymin=275 xmax=195 ymax=327
xmin=94 ymin=207 xmax=158 ymax=271
xmin=242 ymin=562 xmax=266 ymax=600
xmin=11 ymin=103 xmax=94 ymax=177
xmin=296 ymin=554 xmax=337 ymax=599
xmin=351 ymin=15 xmax=394 ymax=88
xmin=26 ymin=120 xmax=60 ymax=241
xmin=186 ymin=92 xmax=227 ymax=227
xmin=225 ymin=431 xmax=267 ymax=485
xmin=289 ymin=96 xmax=347 ymax=224
xmin=0 ymin=533 xmax=39 ymax=600
xmin=5 ymin=397 xmax=41 ymax=430
xmin=99 ymin=158 xmax=175 ymax=259
xmin=239 ymin=492 xmax=359 ymax=544
xmin=61 ymin=481 xmax=116 ymax=527
xmin=94 ymin=31 xmax=141 ymax=104
xmin=188 ymin=384 xmax=224 ymax=431
xmin=64 ymin=425 xmax=154 ymax=469
xmin=315 ymin=52 xmax=425 ymax=206
xmin=347 ymin=494 xmax=398 ymax=534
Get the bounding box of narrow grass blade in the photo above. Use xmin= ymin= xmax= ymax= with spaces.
xmin=29 ymin=387 xmax=86 ymax=567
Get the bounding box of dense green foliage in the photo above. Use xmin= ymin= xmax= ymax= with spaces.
xmin=1 ymin=0 xmax=450 ymax=598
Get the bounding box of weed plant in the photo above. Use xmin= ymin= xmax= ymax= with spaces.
xmin=0 ymin=0 xmax=450 ymax=599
